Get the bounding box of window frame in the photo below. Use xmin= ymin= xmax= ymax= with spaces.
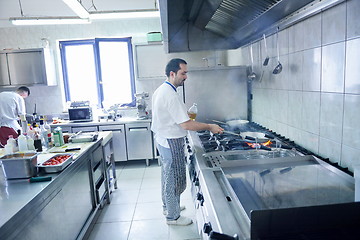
xmin=59 ymin=37 xmax=136 ymax=108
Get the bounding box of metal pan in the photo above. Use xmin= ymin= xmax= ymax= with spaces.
xmin=38 ymin=153 xmax=74 ymax=173
xmin=210 ymin=119 xmax=249 ymax=129
xmin=223 ymin=130 xmax=241 ymax=137
xmin=240 ymin=132 xmax=274 ymax=142
xmin=211 ymin=119 xmax=227 ymax=125
xmin=226 ymin=119 xmax=249 ymax=128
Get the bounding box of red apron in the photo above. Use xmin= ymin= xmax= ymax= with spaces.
xmin=0 ymin=126 xmax=19 ymax=147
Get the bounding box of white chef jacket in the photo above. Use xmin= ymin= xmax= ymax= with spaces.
xmin=151 ymin=81 xmax=190 ymax=148
xmin=0 ymin=92 xmax=26 ymax=131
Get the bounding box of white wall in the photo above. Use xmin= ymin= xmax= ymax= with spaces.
xmin=242 ymin=0 xmax=360 ymax=172
xmin=0 ymin=17 xmax=249 ymax=124
xmin=0 ymin=18 xmax=162 ymax=115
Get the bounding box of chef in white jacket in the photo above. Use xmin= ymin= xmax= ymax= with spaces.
xmin=151 ymin=58 xmax=223 ymax=226
xmin=0 ymin=86 xmax=30 ymax=147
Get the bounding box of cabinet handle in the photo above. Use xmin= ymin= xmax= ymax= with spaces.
xmin=128 ymin=127 xmax=148 ymax=131
xmin=101 ymin=129 xmax=122 ymax=132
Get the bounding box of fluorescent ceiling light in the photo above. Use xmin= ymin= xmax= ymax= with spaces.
xmin=10 ymin=17 xmax=91 ymax=25
xmin=89 ymin=10 xmax=160 ymax=20
xmin=62 ymin=0 xmax=89 ymax=19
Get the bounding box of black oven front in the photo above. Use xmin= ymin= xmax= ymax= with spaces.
xmin=68 ymin=107 xmax=93 ymax=122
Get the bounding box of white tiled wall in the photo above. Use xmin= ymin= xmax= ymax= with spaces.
xmin=249 ymin=0 xmax=360 ymax=172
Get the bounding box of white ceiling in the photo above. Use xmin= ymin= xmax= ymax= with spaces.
xmin=0 ymin=0 xmax=157 ymax=27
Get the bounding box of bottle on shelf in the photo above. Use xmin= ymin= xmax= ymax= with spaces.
xmin=187 ymin=103 xmax=198 ymax=121
xmin=33 ymin=124 xmax=41 ymax=138
xmin=30 ymin=123 xmax=41 ymax=151
xmin=20 ymin=114 xmax=28 ymax=135
xmin=27 ymin=134 xmax=36 ymax=151
xmin=4 ymin=144 xmax=13 ymax=155
xmin=43 ymin=119 xmax=52 ymax=145
xmin=26 ymin=123 xmax=35 ymax=139
xmin=18 ymin=133 xmax=28 ymax=152
xmin=4 ymin=135 xmax=17 ymax=154
xmin=33 ymin=138 xmax=42 ymax=152
xmin=53 ymin=127 xmax=64 ymax=147
xmin=39 ymin=120 xmax=49 ymax=150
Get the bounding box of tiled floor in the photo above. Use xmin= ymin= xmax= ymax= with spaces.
xmin=86 ymin=160 xmax=201 ymax=240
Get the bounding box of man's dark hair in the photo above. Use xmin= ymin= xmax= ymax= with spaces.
xmin=17 ymin=86 xmax=30 ymax=96
xmin=165 ymin=58 xmax=187 ymax=77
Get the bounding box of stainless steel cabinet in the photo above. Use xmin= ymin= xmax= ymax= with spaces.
xmin=72 ymin=126 xmax=98 ymax=133
xmin=134 ymin=43 xmax=223 ymax=80
xmin=13 ymin=154 xmax=93 ymax=240
xmin=0 ymin=53 xmax=9 ymax=85
xmin=125 ymin=122 xmax=153 ymax=163
xmin=50 ymin=121 xmax=154 ymax=165
xmin=99 ymin=124 xmax=127 ymax=162
xmin=135 ymin=43 xmax=168 ymax=79
xmin=7 ymin=51 xmax=45 ymax=85
xmin=0 ymin=48 xmax=56 ymax=86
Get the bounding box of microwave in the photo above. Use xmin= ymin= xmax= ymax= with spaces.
xmin=68 ymin=107 xmax=93 ymax=122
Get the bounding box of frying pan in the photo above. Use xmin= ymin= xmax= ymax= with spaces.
xmin=226 ymin=119 xmax=249 ymax=128
xmin=240 ymin=131 xmax=274 ymax=142
xmin=210 ymin=119 xmax=249 ymax=128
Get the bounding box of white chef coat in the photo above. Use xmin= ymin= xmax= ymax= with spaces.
xmin=0 ymin=91 xmax=26 ymax=131
xmin=151 ymin=81 xmax=190 ymax=148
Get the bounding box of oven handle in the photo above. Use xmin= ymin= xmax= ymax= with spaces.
xmin=196 ymin=192 xmax=204 ymax=206
xmin=209 ymin=231 xmax=239 ymax=240
xmin=204 ymin=222 xmax=239 ymax=240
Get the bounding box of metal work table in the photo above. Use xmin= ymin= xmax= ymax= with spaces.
xmin=0 ymin=132 xmax=112 ymax=240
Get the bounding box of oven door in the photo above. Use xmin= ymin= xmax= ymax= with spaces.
xmin=68 ymin=107 xmax=92 ymax=122
xmin=193 ymin=169 xmax=246 ymax=240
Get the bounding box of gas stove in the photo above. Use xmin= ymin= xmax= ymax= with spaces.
xmin=195 ymin=123 xmax=301 ymax=168
xmin=197 ymin=123 xmax=294 ymax=151
xmin=199 ymin=131 xmax=292 ymax=150
xmin=186 ymin=122 xmax=359 ymax=240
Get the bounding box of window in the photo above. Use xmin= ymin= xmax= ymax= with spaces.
xmin=59 ymin=37 xmax=136 ymax=108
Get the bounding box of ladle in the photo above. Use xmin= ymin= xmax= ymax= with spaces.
xmin=273 ymin=27 xmax=283 ymax=74
xmin=263 ymin=34 xmax=269 ymax=66
xmin=248 ymin=43 xmax=257 ymax=80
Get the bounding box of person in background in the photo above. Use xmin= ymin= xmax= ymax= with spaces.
xmin=0 ymin=86 xmax=30 ymax=147
xmin=151 ymin=58 xmax=223 ymax=226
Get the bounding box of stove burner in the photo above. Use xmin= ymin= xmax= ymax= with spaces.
xmin=198 ymin=130 xmax=292 ymax=153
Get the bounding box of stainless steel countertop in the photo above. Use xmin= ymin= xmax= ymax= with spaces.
xmin=0 ymin=132 xmax=111 ymax=229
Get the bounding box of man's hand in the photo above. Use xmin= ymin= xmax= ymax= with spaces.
xmin=208 ymin=124 xmax=224 ymax=134
xmin=180 ymin=120 xmax=223 ymax=134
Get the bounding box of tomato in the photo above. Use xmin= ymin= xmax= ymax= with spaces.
xmin=42 ymin=154 xmax=71 ymax=166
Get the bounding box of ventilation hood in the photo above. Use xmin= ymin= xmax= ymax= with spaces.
xmin=159 ymin=0 xmax=342 ymax=53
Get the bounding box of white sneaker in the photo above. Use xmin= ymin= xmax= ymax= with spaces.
xmin=166 ymin=216 xmax=193 ymax=226
xmin=163 ymin=205 xmax=186 ymax=215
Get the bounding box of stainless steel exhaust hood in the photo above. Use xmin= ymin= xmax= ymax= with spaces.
xmin=158 ymin=0 xmax=342 ymax=53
